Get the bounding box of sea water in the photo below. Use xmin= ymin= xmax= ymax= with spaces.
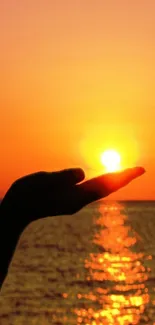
xmin=0 ymin=201 xmax=155 ymax=324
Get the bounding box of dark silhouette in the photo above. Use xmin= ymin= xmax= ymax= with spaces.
xmin=0 ymin=167 xmax=145 ymax=289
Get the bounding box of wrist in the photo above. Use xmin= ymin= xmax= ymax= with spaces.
xmin=0 ymin=197 xmax=26 ymax=288
xmin=0 ymin=189 xmax=28 ymax=233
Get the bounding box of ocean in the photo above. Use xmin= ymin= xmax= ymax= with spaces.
xmin=0 ymin=201 xmax=155 ymax=325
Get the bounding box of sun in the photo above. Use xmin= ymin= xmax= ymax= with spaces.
xmin=101 ymin=149 xmax=121 ymax=172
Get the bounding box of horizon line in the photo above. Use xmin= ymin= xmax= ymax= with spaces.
xmin=0 ymin=198 xmax=155 ymax=203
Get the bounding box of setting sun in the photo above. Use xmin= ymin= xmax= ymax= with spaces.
xmin=101 ymin=150 xmax=121 ymax=173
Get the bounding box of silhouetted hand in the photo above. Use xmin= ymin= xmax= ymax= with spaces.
xmin=0 ymin=166 xmax=145 ymax=288
xmin=0 ymin=167 xmax=145 ymax=229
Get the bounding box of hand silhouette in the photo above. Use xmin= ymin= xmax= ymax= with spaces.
xmin=1 ymin=167 xmax=145 ymax=227
xmin=0 ymin=166 xmax=145 ymax=288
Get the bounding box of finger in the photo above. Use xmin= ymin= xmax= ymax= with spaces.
xmin=53 ymin=168 xmax=85 ymax=186
xmin=75 ymin=167 xmax=145 ymax=208
xmin=16 ymin=168 xmax=85 ymax=191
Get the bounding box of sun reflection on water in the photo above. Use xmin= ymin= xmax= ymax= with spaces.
xmin=74 ymin=202 xmax=150 ymax=325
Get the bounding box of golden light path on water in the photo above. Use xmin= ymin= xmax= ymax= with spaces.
xmin=73 ymin=203 xmax=151 ymax=325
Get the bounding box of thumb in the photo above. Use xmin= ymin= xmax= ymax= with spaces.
xmin=54 ymin=168 xmax=85 ymax=186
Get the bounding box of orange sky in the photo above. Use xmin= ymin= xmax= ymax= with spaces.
xmin=0 ymin=0 xmax=155 ymax=200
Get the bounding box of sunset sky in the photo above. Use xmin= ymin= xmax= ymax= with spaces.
xmin=0 ymin=0 xmax=155 ymax=200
